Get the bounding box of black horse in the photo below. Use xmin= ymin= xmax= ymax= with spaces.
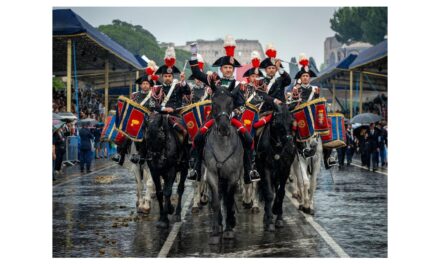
xmin=145 ymin=112 xmax=189 ymax=228
xmin=203 ymin=87 xmax=244 ymax=244
xmin=255 ymin=104 xmax=296 ymax=231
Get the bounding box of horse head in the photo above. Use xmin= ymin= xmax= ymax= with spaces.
xmin=211 ymin=87 xmax=234 ymax=137
xmin=146 ymin=113 xmax=168 ymax=166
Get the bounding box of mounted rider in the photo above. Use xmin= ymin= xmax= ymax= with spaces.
xmin=292 ymin=54 xmax=336 ymax=169
xmin=187 ymin=53 xmax=213 ymax=103
xmin=187 ymin=35 xmax=260 ymax=184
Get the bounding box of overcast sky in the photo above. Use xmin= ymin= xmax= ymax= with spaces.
xmin=66 ymin=7 xmax=339 ymax=68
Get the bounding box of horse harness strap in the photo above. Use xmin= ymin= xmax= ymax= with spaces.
xmin=206 ymin=132 xmax=239 ymax=169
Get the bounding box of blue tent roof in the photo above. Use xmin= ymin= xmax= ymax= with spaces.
xmin=314 ymin=54 xmax=358 ymax=80
xmin=349 ymin=39 xmax=387 ymax=69
xmin=53 ymin=9 xmax=144 ymax=70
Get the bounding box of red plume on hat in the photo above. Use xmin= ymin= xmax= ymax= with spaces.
xmin=164 ymin=47 xmax=176 ymax=68
xmin=251 ymin=50 xmax=261 ymax=68
xmin=265 ymin=43 xmax=277 ymax=58
xmin=151 ymin=75 xmax=159 ymax=81
xmin=197 ymin=53 xmax=204 ymax=70
xmin=298 ymin=53 xmax=309 ymax=72
xmin=145 ymin=60 xmax=157 ymax=76
xmin=224 ymin=35 xmax=236 ymax=57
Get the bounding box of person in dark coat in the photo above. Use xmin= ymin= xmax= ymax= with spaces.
xmin=366 ymin=123 xmax=380 ymax=171
xmin=345 ymin=124 xmax=356 ymax=166
xmin=377 ymin=122 xmax=388 ymax=167
xmin=53 ymin=123 xmax=66 ymax=176
xmin=79 ymin=122 xmax=94 ymax=173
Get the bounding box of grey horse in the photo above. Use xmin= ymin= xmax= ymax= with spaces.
xmin=203 ymin=87 xmax=244 ymax=244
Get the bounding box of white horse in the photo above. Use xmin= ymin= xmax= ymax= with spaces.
xmin=121 ymin=141 xmax=155 ymax=214
xmin=290 ymin=134 xmax=322 ymax=215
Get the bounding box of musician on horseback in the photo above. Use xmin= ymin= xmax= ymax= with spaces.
xmin=257 ymin=43 xmax=292 ymax=113
xmin=187 ymin=35 xmax=260 ymax=184
xmin=292 ymin=54 xmax=336 ymax=169
xmin=188 ymin=53 xmax=213 ymax=103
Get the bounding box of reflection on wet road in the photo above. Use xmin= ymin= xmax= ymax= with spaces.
xmin=53 ymin=160 xmax=387 ymax=257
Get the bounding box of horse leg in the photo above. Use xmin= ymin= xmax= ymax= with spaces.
xmin=274 ymin=174 xmax=288 ymax=228
xmin=293 ymin=157 xmax=306 ymax=211
xmin=175 ymin=163 xmax=188 ymax=222
xmin=251 ymin=181 xmax=261 ymax=214
xmin=145 ymin=164 xmax=156 ymax=199
xmin=242 ymin=182 xmax=253 ymax=209
xmin=290 ymin=162 xmax=301 ymax=200
xmin=308 ymin=143 xmax=322 ymax=216
xmin=207 ymin=171 xmax=221 ymax=245
xmin=163 ymin=167 xmax=176 ymax=218
xmin=261 ymin=167 xmax=275 ymax=232
xmin=192 ymin=180 xmax=201 ymax=213
xmin=152 ymin=172 xmax=167 ymax=228
xmin=298 ymin=158 xmax=311 ymax=214
xmin=131 ymin=162 xmax=146 ymax=212
xmin=224 ymin=181 xmax=237 ymax=239
xmin=138 ymin=164 xmax=151 ymax=214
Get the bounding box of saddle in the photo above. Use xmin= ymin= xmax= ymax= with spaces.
xmin=254 ymin=111 xmax=273 ymax=138
xmin=167 ymin=115 xmax=187 ymax=145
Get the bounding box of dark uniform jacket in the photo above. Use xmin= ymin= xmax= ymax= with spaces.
xmin=131 ymin=90 xmax=149 ymax=104
xmin=189 ymin=59 xmax=241 ymax=108
xmin=257 ymin=72 xmax=291 ymax=112
xmin=298 ymin=84 xmax=319 ymax=103
xmin=161 ymin=82 xmax=191 ymax=111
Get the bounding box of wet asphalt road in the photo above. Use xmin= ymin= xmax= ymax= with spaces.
xmin=53 ymin=156 xmax=387 ymax=258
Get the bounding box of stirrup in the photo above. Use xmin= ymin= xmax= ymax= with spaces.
xmin=250 ymin=170 xmax=260 ymax=182
xmin=187 ymin=169 xmax=198 ymax=181
xmin=111 ymin=154 xmax=121 ymax=163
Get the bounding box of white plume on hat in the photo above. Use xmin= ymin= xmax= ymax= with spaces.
xmin=224 ymin=35 xmax=236 ymax=47
xmin=164 ymin=47 xmax=176 ymax=60
xmin=197 ymin=53 xmax=204 ymax=63
xmin=147 ymin=60 xmax=158 ymax=71
xmin=298 ymin=53 xmax=310 ymax=72
xmin=251 ymin=50 xmax=261 ymax=60
xmin=265 ymin=43 xmax=275 ymax=51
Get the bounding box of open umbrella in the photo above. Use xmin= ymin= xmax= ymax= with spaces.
xmin=57 ymin=112 xmax=78 ymax=121
xmin=53 ymin=113 xmax=63 ymax=120
xmin=350 ymin=113 xmax=382 ymax=125
xmin=78 ymin=118 xmax=98 ymax=127
xmin=53 ymin=119 xmax=65 ymax=133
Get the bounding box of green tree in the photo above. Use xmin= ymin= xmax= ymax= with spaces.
xmin=330 ymin=7 xmax=387 ymax=45
xmin=53 ymin=77 xmax=65 ymax=91
xmin=98 ymin=20 xmax=193 ymax=72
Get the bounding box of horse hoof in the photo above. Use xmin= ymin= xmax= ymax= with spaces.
xmin=251 ymin=207 xmax=260 ymax=214
xmin=137 ymin=207 xmax=150 ymax=215
xmin=298 ymin=205 xmax=304 ymax=211
xmin=136 ymin=201 xmax=140 ymax=208
xmin=275 ymin=220 xmax=284 ymax=228
xmin=309 ymin=209 xmax=315 ymax=216
xmin=264 ymin=224 xmax=275 ymax=232
xmin=302 ymin=207 xmax=311 ymax=214
xmin=208 ymin=236 xmax=220 ymax=245
xmin=223 ymin=230 xmax=234 ymax=239
xmin=174 ymin=214 xmax=181 ymax=222
xmin=191 ymin=207 xmax=200 ymax=214
xmin=155 ymin=220 xmax=169 ymax=229
xmin=242 ymin=201 xmax=253 ymax=209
